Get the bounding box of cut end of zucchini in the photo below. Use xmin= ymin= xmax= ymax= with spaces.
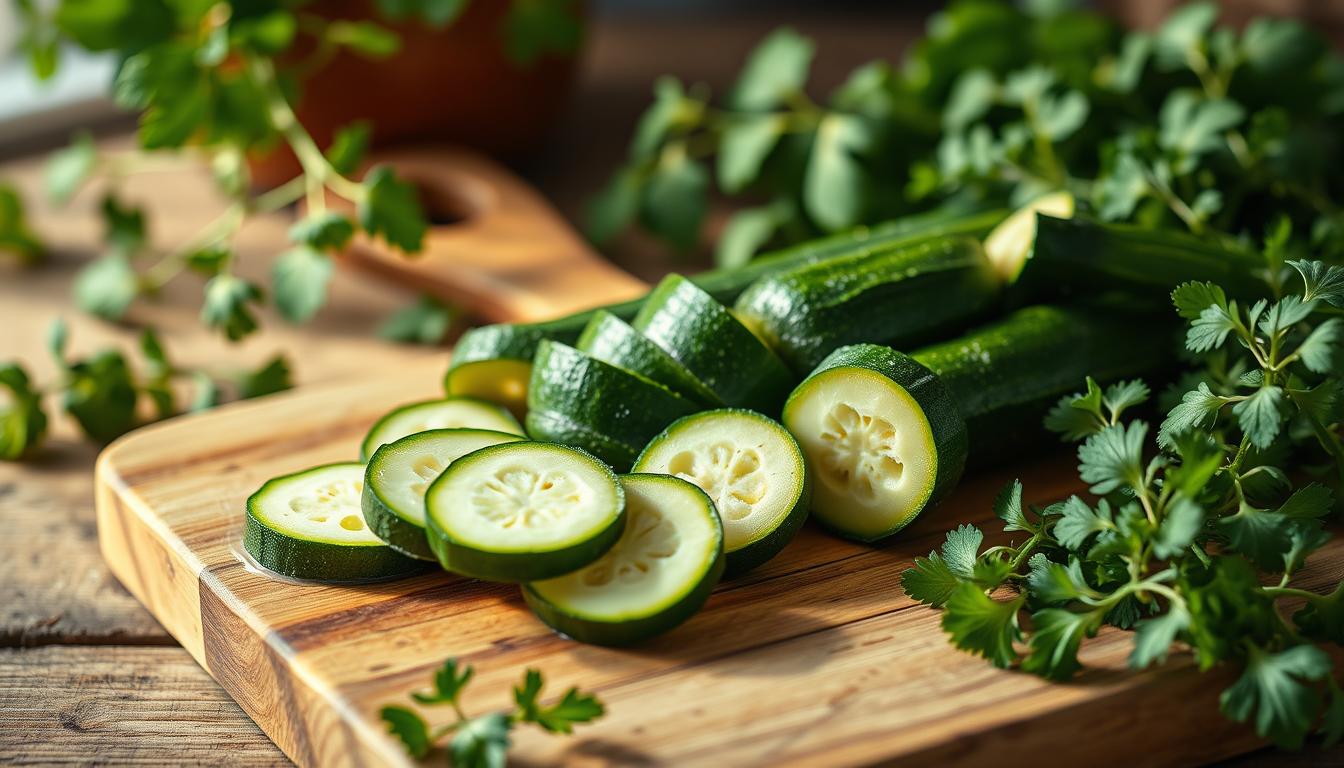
xmin=425 ymin=442 xmax=625 ymax=582
xmin=245 ymin=462 xmax=425 ymax=581
xmin=524 ymin=473 xmax=724 ymax=646
xmin=363 ymin=428 xmax=526 ymax=560
xmin=443 ymin=360 xmax=534 ymax=421
xmin=983 ymin=191 xmax=1075 ymax=283
xmin=783 ymin=345 xmax=967 ymax=542
xmin=360 ymin=396 xmax=524 ymax=461
xmin=634 ymin=409 xmax=808 ymax=574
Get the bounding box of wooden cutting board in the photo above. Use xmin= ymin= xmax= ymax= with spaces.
xmin=95 ymin=148 xmax=1336 ymax=767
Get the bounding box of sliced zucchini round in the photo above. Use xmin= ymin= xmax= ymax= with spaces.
xmin=983 ymin=191 xmax=1075 ymax=282
xmin=360 ymin=397 xmax=523 ymax=461
xmin=633 ymin=409 xmax=808 ymax=575
xmin=633 ymin=275 xmax=794 ymax=413
xmin=244 ymin=462 xmax=426 ymax=581
xmin=577 ymin=310 xmax=723 ymax=407
xmin=425 ymin=441 xmax=626 ymax=582
xmin=523 ymin=473 xmax=724 ymax=646
xmin=782 ymin=344 xmax=968 ymax=542
xmin=526 ymin=340 xmax=699 ymax=471
xmin=362 ymin=428 xmax=526 ymax=560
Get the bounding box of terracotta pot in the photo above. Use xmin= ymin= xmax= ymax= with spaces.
xmin=248 ymin=0 xmax=583 ymax=188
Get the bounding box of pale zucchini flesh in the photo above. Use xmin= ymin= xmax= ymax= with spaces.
xmin=524 ymin=473 xmax=724 ymax=646
xmin=245 ymin=462 xmax=425 ymax=581
xmin=360 ymin=396 xmax=524 ymax=461
xmin=634 ymin=409 xmax=808 ymax=575
xmin=983 ymin=191 xmax=1075 ymax=281
xmin=425 ymin=442 xmax=626 ymax=582
xmin=362 ymin=428 xmax=526 ymax=560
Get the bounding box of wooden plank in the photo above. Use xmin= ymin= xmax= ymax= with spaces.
xmin=93 ymin=367 xmax=1344 ymax=768
xmin=0 ymin=645 xmax=285 ymax=766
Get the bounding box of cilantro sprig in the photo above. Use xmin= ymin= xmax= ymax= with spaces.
xmin=380 ymin=659 xmax=604 ymax=767
xmin=905 ymin=241 xmax=1344 ymax=749
xmin=0 ymin=319 xmax=289 ymax=459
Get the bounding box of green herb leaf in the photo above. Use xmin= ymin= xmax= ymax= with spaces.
xmin=941 ymin=582 xmax=1023 ymax=669
xmin=1027 ymin=557 xmax=1099 ymax=605
xmin=586 ymin=168 xmax=642 ymax=246
xmin=1077 ymin=422 xmax=1146 ymax=495
xmin=379 ymin=295 xmax=455 ymax=345
xmin=63 ymin=350 xmax=138 ymax=443
xmin=0 ymin=183 xmax=44 ymax=265
xmin=290 ymin=213 xmax=355 ymax=251
xmin=902 ymin=524 xmax=984 ymax=607
xmin=237 ymin=355 xmax=291 ymax=400
xmin=272 ymin=246 xmax=333 ymax=324
xmin=1220 ymin=644 xmax=1331 ymax=749
xmin=379 ymin=705 xmax=431 ymax=759
xmin=201 ymin=275 xmax=263 ymax=341
xmin=805 ymin=114 xmax=875 ymax=232
xmin=0 ymin=363 xmax=48 ymax=460
xmin=45 ymin=132 xmax=97 ymax=204
xmin=717 ymin=114 xmax=784 ymax=194
xmin=502 ymin=0 xmax=582 ymax=66
xmin=1129 ymin=604 xmax=1190 ymax=669
xmin=413 ymin=658 xmax=474 ymax=706
xmin=1186 ymin=303 xmax=1238 ymax=353
xmin=1288 ymin=260 xmax=1344 ymax=307
xmin=1153 ymin=495 xmax=1203 ymax=559
xmin=1295 ymin=318 xmax=1343 ymax=374
xmin=1044 ymin=377 xmax=1105 ymax=441
xmin=450 ymin=712 xmax=512 ymax=768
xmin=513 ymin=670 xmax=604 ymax=734
xmin=715 ymin=200 xmax=791 ymax=270
xmin=326 ymin=122 xmax=372 ymax=176
xmin=994 ymin=479 xmax=1030 ymax=533
xmin=730 ymin=27 xmax=814 ymax=110
xmin=359 ymin=165 xmax=427 ymax=253
xmin=73 ymin=253 xmax=138 ymax=321
xmin=640 ymin=151 xmax=707 ymax=252
xmin=1159 ymin=383 xmax=1226 ymax=447
xmin=1022 ymin=608 xmax=1103 ymax=680
xmin=1053 ymin=496 xmax=1113 ymax=550
xmin=1232 ymin=385 xmax=1284 ymax=449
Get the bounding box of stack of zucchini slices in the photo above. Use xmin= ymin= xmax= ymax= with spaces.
xmin=244 ymin=193 xmax=1258 ymax=646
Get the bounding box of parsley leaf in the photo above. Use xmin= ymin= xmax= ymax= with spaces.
xmin=941 ymin=582 xmax=1023 ymax=669
xmin=0 ymin=363 xmax=48 ymax=460
xmin=1220 ymin=644 xmax=1332 ymax=749
xmin=902 ymin=524 xmax=984 ymax=607
xmin=513 ymin=670 xmax=604 ymax=734
xmin=201 ymin=275 xmax=263 ymax=342
xmin=1232 ymin=385 xmax=1284 ymax=449
xmin=1053 ymin=496 xmax=1113 ymax=550
xmin=379 ymin=705 xmax=430 ymax=759
xmin=1129 ymin=604 xmax=1191 ymax=669
xmin=450 ymin=713 xmax=512 ymax=768
xmin=730 ymin=27 xmax=814 ymax=111
xmin=1152 ymin=495 xmax=1203 ymax=559
xmin=272 ymin=246 xmax=333 ymax=324
xmin=359 ymin=165 xmax=427 ymax=253
xmin=1159 ymin=383 xmax=1226 ymax=447
xmin=1077 ymin=422 xmax=1147 ymax=495
xmin=412 ymin=658 xmax=474 ymax=706
xmin=1022 ymin=608 xmax=1103 ymax=680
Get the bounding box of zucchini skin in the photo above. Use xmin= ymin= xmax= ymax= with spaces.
xmin=245 ymin=463 xmax=428 ymax=582
xmin=911 ymin=305 xmax=1173 ymax=464
xmin=790 ymin=344 xmax=969 ymax=543
xmin=576 ymin=311 xmax=722 ymax=407
xmin=634 ymin=276 xmax=795 ymax=413
xmin=734 ymin=237 xmax=1001 ymax=373
xmin=1015 ymin=215 xmax=1268 ymax=303
xmin=361 ymin=489 xmax=435 ymax=561
xmin=522 ymin=474 xmax=725 ymax=646
xmin=526 ymin=341 xmax=699 ymax=471
xmin=445 ymin=208 xmax=1006 ymax=388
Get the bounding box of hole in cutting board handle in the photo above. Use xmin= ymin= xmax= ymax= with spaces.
xmin=406 ymin=169 xmax=497 ymax=228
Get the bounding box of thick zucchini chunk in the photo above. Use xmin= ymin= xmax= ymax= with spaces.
xmin=734 ymin=237 xmax=1001 ymax=374
xmin=362 ymin=429 xmax=525 ymax=560
xmin=442 ymin=207 xmax=1005 ymax=412
xmin=633 ymin=275 xmax=795 ymax=413
xmin=782 ymin=345 xmax=968 ymax=542
xmin=983 ymin=191 xmax=1075 ymax=282
xmin=1012 ymin=214 xmax=1267 ymax=301
xmin=425 ymin=441 xmax=626 ymax=582
xmin=634 ymin=409 xmax=809 ymax=575
xmin=526 ymin=340 xmax=700 ymax=471
xmin=524 ymin=473 xmax=725 ymax=646
xmin=910 ymin=305 xmax=1172 ymax=463
xmin=576 ymin=311 xmax=722 ymax=407
xmin=360 ymin=397 xmax=523 ymax=461
xmin=245 ymin=462 xmax=426 ymax=581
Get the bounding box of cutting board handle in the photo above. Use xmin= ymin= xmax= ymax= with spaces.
xmin=335 ymin=147 xmax=649 ymax=324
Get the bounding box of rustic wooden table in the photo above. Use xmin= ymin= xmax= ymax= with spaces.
xmin=0 ymin=12 xmax=1336 ymax=767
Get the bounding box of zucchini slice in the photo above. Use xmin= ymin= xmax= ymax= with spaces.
xmin=633 ymin=275 xmax=794 ymax=413
xmin=526 ymin=340 xmax=699 ymax=471
xmin=633 ymin=409 xmax=809 ymax=575
xmin=523 ymin=473 xmax=725 ymax=646
xmin=983 ymin=191 xmax=1075 ymax=282
xmin=782 ymin=345 xmax=968 ymax=542
xmin=577 ymin=311 xmax=722 ymax=407
xmin=360 ymin=397 xmax=523 ymax=461
xmin=245 ymin=462 xmax=426 ymax=581
xmin=425 ymin=441 xmax=626 ymax=582
xmin=362 ymin=428 xmax=526 ymax=560
xmin=442 ymin=207 xmax=1005 ymax=412
xmin=733 ymin=237 xmax=1001 ymax=374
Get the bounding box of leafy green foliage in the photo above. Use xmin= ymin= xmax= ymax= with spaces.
xmin=379 ymin=295 xmax=456 ymax=345
xmin=359 ymin=165 xmax=427 ymax=253
xmin=0 ymin=182 xmax=45 ymax=265
xmin=0 ymin=364 xmax=48 ymax=459
xmin=906 ymin=247 xmax=1344 ymax=749
xmin=380 ymin=659 xmax=603 ymax=766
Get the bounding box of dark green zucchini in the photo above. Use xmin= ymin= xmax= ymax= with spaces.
xmin=525 ymin=340 xmax=699 ymax=471
xmin=445 ymin=207 xmax=1006 ymax=409
xmin=734 ymin=237 xmax=1001 ymax=373
xmin=633 ymin=275 xmax=795 ymax=413
xmin=576 ymin=311 xmax=722 ymax=407
xmin=1007 ymin=214 xmax=1268 ymax=303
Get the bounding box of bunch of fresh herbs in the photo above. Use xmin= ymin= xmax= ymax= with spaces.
xmin=380 ymin=658 xmax=604 ymax=768
xmin=595 ymin=1 xmax=1344 ymax=266
xmin=0 ymin=318 xmax=289 ymax=459
xmin=903 ymin=242 xmax=1344 ymax=748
